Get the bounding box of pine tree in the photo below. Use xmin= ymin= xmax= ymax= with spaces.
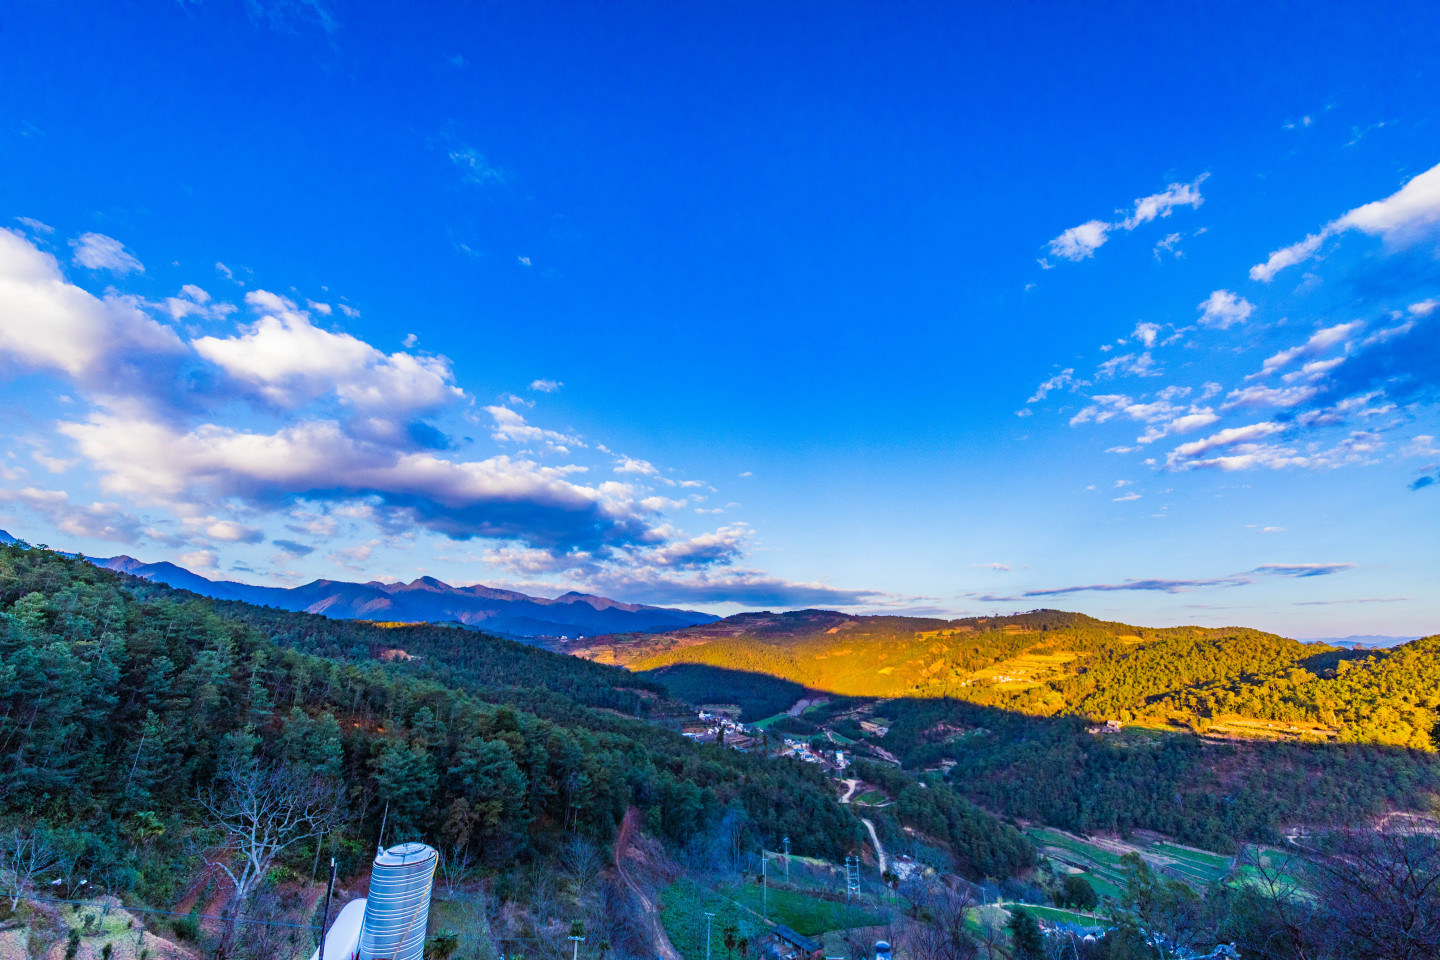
xmin=1006 ymin=908 xmax=1044 ymax=960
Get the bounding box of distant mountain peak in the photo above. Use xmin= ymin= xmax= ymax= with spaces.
xmin=62 ymin=547 xmax=718 ymax=639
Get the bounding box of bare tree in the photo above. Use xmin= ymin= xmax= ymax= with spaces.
xmin=1304 ymin=825 xmax=1440 ymax=960
xmin=0 ymin=827 xmax=58 ymax=910
xmin=1234 ymin=846 xmax=1322 ymax=960
xmin=561 ymin=836 xmax=603 ymax=905
xmin=197 ymin=762 xmax=344 ymax=958
xmin=441 ymin=843 xmax=476 ymax=901
xmin=903 ymin=884 xmax=979 ymax=960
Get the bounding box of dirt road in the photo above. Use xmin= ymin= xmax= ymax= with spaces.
xmin=615 ymin=808 xmax=681 ymax=960
xmin=838 ymin=779 xmax=886 ymax=873
xmin=860 ymin=817 xmax=887 ymax=875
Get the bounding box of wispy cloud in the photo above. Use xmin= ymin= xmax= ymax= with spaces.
xmin=70 ymin=232 xmax=144 ymax=275
xmin=1045 ymin=176 xmax=1207 ymax=263
xmin=1251 ymin=162 xmax=1440 ymax=281
xmin=985 ymin=561 xmax=1355 ymax=600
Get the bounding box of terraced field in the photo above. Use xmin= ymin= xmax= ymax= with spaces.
xmin=1027 ymin=827 xmax=1237 ymax=895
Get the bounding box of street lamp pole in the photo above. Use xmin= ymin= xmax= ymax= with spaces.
xmin=317 ymin=857 xmax=336 ymax=960
xmin=705 ymin=911 xmax=716 ymax=960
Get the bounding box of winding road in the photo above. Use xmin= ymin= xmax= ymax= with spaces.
xmin=615 ymin=808 xmax=681 ymax=960
xmin=838 ymin=779 xmax=887 ymax=874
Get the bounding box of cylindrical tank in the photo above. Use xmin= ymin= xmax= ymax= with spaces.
xmin=874 ymin=940 xmax=892 ymax=960
xmin=357 ymin=842 xmax=438 ymax=960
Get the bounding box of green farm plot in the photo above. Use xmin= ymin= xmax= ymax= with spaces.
xmin=855 ymin=790 xmax=887 ymax=805
xmin=1232 ymin=845 xmax=1309 ymax=896
xmin=1031 ymin=827 xmax=1241 ymax=897
xmin=660 ymin=879 xmax=770 ymax=960
xmin=752 ymin=713 xmax=788 ymax=730
xmin=733 ymin=884 xmax=886 ymax=938
xmin=1011 ymin=904 xmax=1106 ymax=928
xmin=1081 ymin=873 xmax=1124 ymax=902
xmin=1028 ymin=829 xmax=1132 ymax=891
xmin=1149 ymin=842 xmax=1233 ymax=884
xmin=1029 ymin=829 xmax=1128 ymax=870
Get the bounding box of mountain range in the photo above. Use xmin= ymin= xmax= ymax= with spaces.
xmin=0 ymin=530 xmax=717 ymax=638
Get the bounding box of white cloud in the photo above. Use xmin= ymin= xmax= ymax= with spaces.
xmin=1251 ymin=162 xmax=1440 ymax=281
xmin=1113 ymin=492 xmax=1141 ymax=502
xmin=1119 ymin=178 xmax=1207 ymax=230
xmin=485 ymin=406 xmax=579 ymax=451
xmin=70 ymin=232 xmax=144 ymax=275
xmin=1070 ymin=394 xmax=1133 ymax=426
xmin=1136 ymin=408 xmax=1219 ymax=444
xmin=58 ymin=414 xmax=665 ymax=552
xmin=1168 ymin=422 xmax=1285 ymax=462
xmin=184 ymin=517 xmax=265 ymax=544
xmin=194 ymin=293 xmax=464 ymax=417
xmin=1046 ymin=176 xmax=1206 ymax=263
xmin=1095 ymin=352 xmax=1158 ymax=379
xmin=1153 ymin=232 xmax=1183 ymax=259
xmin=163 ymin=283 xmax=236 ymax=323
xmin=1132 ymin=322 xmax=1161 ymax=348
xmin=1027 ymin=368 xmax=1076 ymax=403
xmin=648 ymin=524 xmax=749 ymax=568
xmin=614 ymin=457 xmax=659 ymax=476
xmin=1048 ymin=220 xmax=1111 ymax=261
xmin=529 ymin=378 xmax=562 ymax=393
xmin=179 ymin=549 xmax=218 ymax=571
xmin=450 ymin=147 xmax=507 ymax=186
xmin=15 ymin=217 xmax=54 ymax=234
xmin=1197 ymin=290 xmax=1254 ymax=329
xmin=1253 ymin=321 xmax=1361 ymax=376
xmin=0 ymin=486 xmax=145 ymax=544
xmin=31 ymin=451 xmax=78 ymax=474
xmin=1223 ymin=384 xmax=1320 ymax=410
xmin=0 ymin=229 xmax=186 ymax=402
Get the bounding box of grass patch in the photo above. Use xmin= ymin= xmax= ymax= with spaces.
xmin=855 ymin=791 xmax=887 ymax=805
xmin=1013 ymin=904 xmax=1104 ymax=927
xmin=660 ymin=879 xmax=769 ymax=960
xmin=732 ymin=884 xmax=884 ymax=938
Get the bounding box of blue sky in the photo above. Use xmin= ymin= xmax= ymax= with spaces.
xmin=1 ymin=0 xmax=1437 ymax=638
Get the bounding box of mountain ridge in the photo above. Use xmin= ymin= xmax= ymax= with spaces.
xmin=0 ymin=531 xmax=717 ymax=638
xmin=94 ymin=553 xmax=719 ymax=637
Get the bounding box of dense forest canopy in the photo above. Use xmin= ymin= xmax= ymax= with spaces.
xmin=586 ymin=609 xmax=1440 ymax=749
xmin=0 ymin=544 xmax=889 ymax=906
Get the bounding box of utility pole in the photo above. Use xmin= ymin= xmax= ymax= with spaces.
xmin=705 ymin=911 xmax=716 ymax=960
xmin=783 ymin=836 xmax=790 ymax=884
xmin=317 ymin=858 xmax=336 ymax=960
xmin=761 ymin=850 xmax=768 ymax=920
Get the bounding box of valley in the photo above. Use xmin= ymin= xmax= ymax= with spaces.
xmin=0 ymin=541 xmax=1435 ymax=960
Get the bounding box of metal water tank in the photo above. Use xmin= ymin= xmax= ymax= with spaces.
xmin=357 ymin=842 xmax=438 ymax=960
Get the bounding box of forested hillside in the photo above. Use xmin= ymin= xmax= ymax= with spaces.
xmin=0 ymin=545 xmax=869 ymax=899
xmin=581 ymin=609 xmax=1440 ymax=749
